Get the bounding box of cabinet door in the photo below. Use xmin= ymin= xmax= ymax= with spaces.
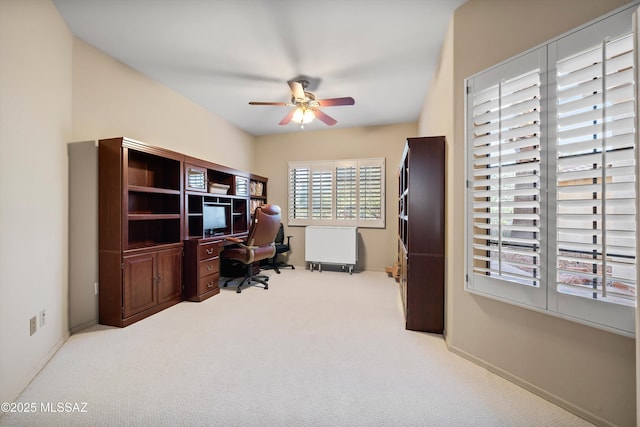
xmin=185 ymin=165 xmax=207 ymax=192
xmin=157 ymin=247 xmax=183 ymax=304
xmin=123 ymin=252 xmax=158 ymax=318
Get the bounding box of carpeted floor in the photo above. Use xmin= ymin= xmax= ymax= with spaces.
xmin=0 ymin=268 xmax=592 ymax=426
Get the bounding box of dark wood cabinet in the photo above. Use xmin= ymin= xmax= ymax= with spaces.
xmin=398 ymin=136 xmax=445 ymax=333
xmin=99 ymin=137 xmax=184 ymax=327
xmin=98 ymin=137 xmax=268 ymax=326
xmin=120 ymin=246 xmax=183 ymax=320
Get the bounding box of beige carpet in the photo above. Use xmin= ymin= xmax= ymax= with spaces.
xmin=1 ymin=268 xmax=591 ymax=426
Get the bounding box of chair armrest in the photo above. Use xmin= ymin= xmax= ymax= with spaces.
xmin=224 ymin=237 xmax=259 ymax=251
xmin=225 ymin=237 xmax=244 ymax=243
xmin=286 ymin=236 xmax=293 ymax=245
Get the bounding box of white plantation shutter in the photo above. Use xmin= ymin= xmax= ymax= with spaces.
xmin=547 ymin=12 xmax=636 ymax=333
xmin=336 ymin=164 xmax=357 ymax=220
xmin=359 ymin=160 xmax=384 ymax=227
xmin=311 ymin=164 xmax=333 ymax=220
xmin=288 ymin=165 xmax=310 ymax=223
xmin=467 ymin=48 xmax=547 ymax=308
xmin=288 ymin=159 xmax=385 ymax=228
xmin=554 ymin=33 xmax=636 ymax=307
xmin=467 ymin=5 xmax=637 ymax=335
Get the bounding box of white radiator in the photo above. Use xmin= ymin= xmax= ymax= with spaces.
xmin=305 ymin=226 xmax=358 ymax=273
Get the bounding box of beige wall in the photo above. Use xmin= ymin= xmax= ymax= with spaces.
xmin=418 ymin=0 xmax=636 ymax=425
xmin=71 ymin=39 xmax=255 ymax=173
xmin=0 ymin=0 xmax=258 ymax=402
xmin=254 ymin=123 xmax=416 ymax=271
xmin=0 ymin=0 xmax=73 ymax=403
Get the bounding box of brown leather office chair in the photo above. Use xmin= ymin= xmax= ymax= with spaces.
xmin=220 ymin=204 xmax=281 ymax=293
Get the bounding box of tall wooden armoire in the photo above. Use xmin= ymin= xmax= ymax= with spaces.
xmin=398 ymin=136 xmax=445 ymax=333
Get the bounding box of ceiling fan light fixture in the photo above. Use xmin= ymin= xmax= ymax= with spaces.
xmin=292 ymin=107 xmax=315 ymax=125
xmin=249 ymin=79 xmax=353 ymax=128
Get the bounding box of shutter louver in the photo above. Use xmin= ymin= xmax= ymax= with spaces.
xmin=471 ymin=68 xmax=542 ymax=287
xmin=555 ymin=33 xmax=636 ymax=307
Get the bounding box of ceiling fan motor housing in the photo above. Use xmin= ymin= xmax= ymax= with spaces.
xmin=288 ymin=75 xmax=321 ymax=91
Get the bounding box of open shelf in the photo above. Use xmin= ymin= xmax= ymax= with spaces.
xmin=127 ymin=149 xmax=180 ymax=190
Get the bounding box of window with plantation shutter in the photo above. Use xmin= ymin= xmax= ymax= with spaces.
xmin=288 ymin=158 xmax=385 ymax=228
xmin=466 ymin=4 xmax=636 ymax=335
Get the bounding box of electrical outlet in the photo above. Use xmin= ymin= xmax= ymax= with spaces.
xmin=30 ymin=316 xmax=37 ymax=336
xmin=39 ymin=310 xmax=45 ymax=327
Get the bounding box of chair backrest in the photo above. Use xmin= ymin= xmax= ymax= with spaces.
xmin=246 ymin=204 xmax=281 ymax=247
xmin=275 ymin=223 xmax=285 ymax=244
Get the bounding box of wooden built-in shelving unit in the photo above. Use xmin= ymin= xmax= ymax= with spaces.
xmin=98 ymin=137 xmax=267 ymax=326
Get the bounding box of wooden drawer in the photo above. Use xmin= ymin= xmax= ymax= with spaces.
xmin=199 ymin=241 xmax=220 ymax=259
xmin=199 ymin=257 xmax=219 ymax=277
xmin=198 ymin=274 xmax=219 ymax=295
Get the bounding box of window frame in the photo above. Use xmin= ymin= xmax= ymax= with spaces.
xmin=288 ymin=158 xmax=385 ymax=228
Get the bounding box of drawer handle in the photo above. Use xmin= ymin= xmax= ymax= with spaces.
xmin=206 ymin=248 xmax=214 ymax=255
xmin=207 ymin=281 xmax=214 ymax=288
xmin=207 ymin=265 xmax=213 ymax=271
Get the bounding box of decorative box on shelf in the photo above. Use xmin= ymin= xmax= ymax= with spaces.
xmin=208 ymin=183 xmax=230 ymax=194
xmin=250 ymin=181 xmax=263 ymax=196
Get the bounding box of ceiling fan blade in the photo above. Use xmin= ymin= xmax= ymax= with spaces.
xmin=288 ymin=81 xmax=305 ymax=100
xmin=317 ymin=97 xmax=355 ymax=107
xmin=249 ymin=101 xmax=288 ymax=106
xmin=279 ymin=109 xmax=296 ymax=125
xmin=311 ymin=108 xmax=337 ymax=126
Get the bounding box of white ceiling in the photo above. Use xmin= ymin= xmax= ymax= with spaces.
xmin=53 ymin=0 xmax=466 ymax=136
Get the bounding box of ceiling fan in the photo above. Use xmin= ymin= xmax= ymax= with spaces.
xmin=249 ymin=79 xmax=355 ymax=128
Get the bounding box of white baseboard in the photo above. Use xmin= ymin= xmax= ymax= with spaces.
xmin=70 ymin=319 xmax=97 ymax=334
xmin=8 ymin=332 xmax=70 ymax=404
